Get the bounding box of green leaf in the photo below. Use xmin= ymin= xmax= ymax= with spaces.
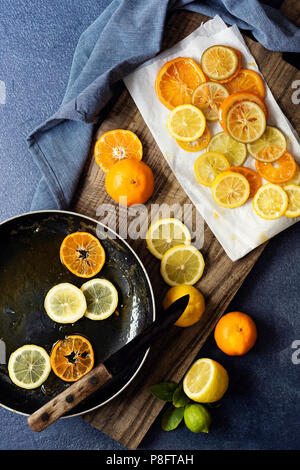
xmin=149 ymin=382 xmax=178 ymax=402
xmin=172 ymin=382 xmax=190 ymax=408
xmin=161 ymin=406 xmax=184 ymax=431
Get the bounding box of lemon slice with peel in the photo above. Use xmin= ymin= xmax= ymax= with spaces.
xmin=194 ymin=151 xmax=230 ymax=187
xmin=8 ymin=345 xmax=51 ymax=389
xmin=183 ymin=358 xmax=229 ymax=403
xmin=283 ymin=184 xmax=300 ymax=218
xmin=81 ymin=278 xmax=118 ymax=320
xmin=167 ymin=104 xmax=206 ymax=142
xmin=160 ymin=245 xmax=205 ymax=286
xmin=146 ymin=218 xmax=191 ymax=260
xmin=192 ymin=82 xmax=229 ymax=121
xmin=44 ymin=283 xmax=87 ymax=323
xmin=201 ymin=45 xmax=238 ymax=81
xmin=253 ymin=183 xmax=288 ymax=219
xmin=280 ymin=163 xmax=300 ymax=186
xmin=226 ymin=100 xmax=266 ymax=143
xmin=212 ymin=171 xmax=250 ymax=208
xmin=176 ymin=126 xmax=210 ymax=152
xmin=207 ymin=132 xmax=247 ymax=167
xmin=247 ymin=126 xmax=287 ymax=162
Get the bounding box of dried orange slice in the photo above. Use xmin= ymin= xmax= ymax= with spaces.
xmin=247 ymin=126 xmax=287 ymax=162
xmin=176 ymin=126 xmax=210 ymax=152
xmin=227 ymin=166 xmax=262 ymax=198
xmin=60 ymin=232 xmax=105 ymax=278
xmin=192 ymin=82 xmax=229 ymax=121
xmin=219 ymin=92 xmax=268 ymax=132
xmin=226 ymin=100 xmax=266 ymax=143
xmin=155 ymin=57 xmax=206 ymax=110
xmin=95 ymin=129 xmax=143 ymax=173
xmin=255 ymin=152 xmax=297 ymax=184
xmin=50 ymin=335 xmax=94 ymax=382
xmin=201 ymin=45 xmax=240 ymax=82
xmin=226 ymin=69 xmax=265 ymax=98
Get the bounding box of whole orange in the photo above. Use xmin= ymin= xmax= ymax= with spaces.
xmin=214 ymin=311 xmax=257 ymax=356
xmin=105 ymin=158 xmax=154 ymax=206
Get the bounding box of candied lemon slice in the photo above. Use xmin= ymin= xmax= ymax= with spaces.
xmin=247 ymin=126 xmax=287 ymax=162
xmin=160 ymin=245 xmax=205 ymax=287
xmin=192 ymin=82 xmax=229 ymax=121
xmin=253 ymin=183 xmax=288 ymax=219
xmin=167 ymin=104 xmax=206 ymax=142
xmin=212 ymin=171 xmax=250 ymax=208
xmin=176 ymin=126 xmax=210 ymax=152
xmin=226 ymin=100 xmax=266 ymax=143
xmin=207 ymin=132 xmax=247 ymax=167
xmin=283 ymin=184 xmax=300 ymax=218
xmin=194 ymin=151 xmax=230 ymax=187
xmin=201 ymin=45 xmax=239 ymax=81
xmin=146 ymin=218 xmax=191 ymax=260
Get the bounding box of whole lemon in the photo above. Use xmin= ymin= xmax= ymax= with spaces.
xmin=162 ymin=285 xmax=205 ymax=327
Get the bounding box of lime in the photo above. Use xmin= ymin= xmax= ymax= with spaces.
xmin=44 ymin=283 xmax=87 ymax=324
xmin=8 ymin=345 xmax=51 ymax=389
xmin=81 ymin=278 xmax=118 ymax=320
xmin=184 ymin=404 xmax=211 ymax=433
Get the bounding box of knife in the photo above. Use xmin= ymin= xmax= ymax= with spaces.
xmin=27 ymin=294 xmax=189 ymax=432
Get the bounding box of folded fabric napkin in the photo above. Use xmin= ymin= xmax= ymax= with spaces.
xmin=28 ymin=0 xmax=300 ymax=211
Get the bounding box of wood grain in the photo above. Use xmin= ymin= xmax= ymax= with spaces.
xmin=70 ymin=8 xmax=300 ymax=449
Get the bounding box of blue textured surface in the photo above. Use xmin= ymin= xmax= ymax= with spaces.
xmin=0 ymin=0 xmax=299 ymax=451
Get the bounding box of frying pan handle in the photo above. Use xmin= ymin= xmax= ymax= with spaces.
xmin=27 ymin=363 xmax=112 ymax=432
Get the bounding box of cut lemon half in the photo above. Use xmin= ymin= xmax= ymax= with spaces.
xmin=283 ymin=184 xmax=300 ymax=218
xmin=176 ymin=126 xmax=210 ymax=152
xmin=226 ymin=100 xmax=266 ymax=143
xmin=201 ymin=45 xmax=239 ymax=81
xmin=192 ymin=81 xmax=229 ymax=121
xmin=194 ymin=151 xmax=230 ymax=187
xmin=212 ymin=171 xmax=250 ymax=208
xmin=81 ymin=278 xmax=119 ymax=320
xmin=207 ymin=132 xmax=247 ymax=167
xmin=253 ymin=183 xmax=288 ymax=219
xmin=44 ymin=283 xmax=87 ymax=323
xmin=167 ymin=104 xmax=206 ymax=142
xmin=8 ymin=345 xmax=51 ymax=390
xmin=183 ymin=358 xmax=229 ymax=403
xmin=160 ymin=245 xmax=205 ymax=286
xmin=146 ymin=218 xmax=191 ymax=260
xmin=247 ymin=126 xmax=287 ymax=162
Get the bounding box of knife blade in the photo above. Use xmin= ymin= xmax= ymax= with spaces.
xmin=28 ymin=294 xmax=190 ymax=432
xmin=104 ymin=294 xmax=190 ymax=375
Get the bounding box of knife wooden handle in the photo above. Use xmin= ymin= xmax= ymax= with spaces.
xmin=27 ymin=363 xmax=112 ymax=432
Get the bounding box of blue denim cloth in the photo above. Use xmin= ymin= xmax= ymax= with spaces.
xmin=28 ymin=0 xmax=300 ymax=210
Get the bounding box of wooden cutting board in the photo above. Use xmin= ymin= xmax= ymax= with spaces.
xmin=71 ymin=6 xmax=300 ymax=450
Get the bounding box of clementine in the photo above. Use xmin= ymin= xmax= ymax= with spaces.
xmin=105 ymin=158 xmax=154 ymax=206
xmin=214 ymin=311 xmax=257 ymax=356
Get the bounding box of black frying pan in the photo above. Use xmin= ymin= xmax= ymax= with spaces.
xmin=0 ymin=210 xmax=155 ymax=417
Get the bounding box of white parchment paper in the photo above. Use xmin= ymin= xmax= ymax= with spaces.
xmin=124 ymin=16 xmax=300 ymax=261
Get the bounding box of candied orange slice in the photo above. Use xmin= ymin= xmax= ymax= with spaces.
xmin=50 ymin=335 xmax=94 ymax=382
xmin=192 ymin=82 xmax=229 ymax=121
xmin=60 ymin=232 xmax=105 ymax=278
xmin=155 ymin=57 xmax=206 ymax=110
xmin=95 ymin=129 xmax=143 ymax=173
xmin=176 ymin=125 xmax=210 ymax=152
xmin=255 ymin=152 xmax=297 ymax=184
xmin=226 ymin=69 xmax=265 ymax=98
